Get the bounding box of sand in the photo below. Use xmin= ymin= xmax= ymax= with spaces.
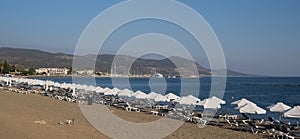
xmin=0 ymin=90 xmax=265 ymax=139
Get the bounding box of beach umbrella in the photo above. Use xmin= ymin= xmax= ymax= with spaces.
xmin=95 ymin=87 xmax=104 ymax=93
xmin=120 ymin=88 xmax=132 ymax=93
xmin=284 ymin=106 xmax=300 ymax=127
xmin=103 ymin=87 xmax=111 ymax=92
xmin=135 ymin=92 xmax=148 ymax=99
xmin=118 ymin=92 xmax=132 ymax=97
xmin=267 ymin=102 xmax=291 ymax=120
xmin=207 ymin=96 xmax=226 ymax=104
xmin=86 ymin=86 xmax=96 ymax=92
xmin=165 ymin=92 xmax=180 ymax=101
xmin=54 ymin=82 xmax=61 ymax=87
xmin=153 ymin=94 xmax=168 ymax=102
xmin=177 ymin=95 xmax=200 ymax=105
xmin=197 ymin=96 xmax=226 ymax=109
xmin=118 ymin=89 xmax=134 ymax=101
xmin=235 ymin=103 xmax=266 ymax=115
xmin=112 ymin=87 xmax=121 ymax=93
xmin=132 ymin=90 xmax=145 ymax=97
xmin=104 ymin=89 xmax=118 ymax=96
xmin=268 ymin=102 xmax=291 ymax=112
xmin=118 ymin=89 xmax=133 ymax=97
xmin=231 ymin=98 xmax=255 ymax=107
xmin=147 ymin=92 xmax=159 ymax=100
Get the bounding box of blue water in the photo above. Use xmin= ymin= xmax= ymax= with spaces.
xmin=34 ymin=77 xmax=300 ymax=123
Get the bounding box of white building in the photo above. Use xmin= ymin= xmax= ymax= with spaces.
xmin=35 ymin=68 xmax=69 ymax=75
xmin=76 ymin=69 xmax=94 ymax=75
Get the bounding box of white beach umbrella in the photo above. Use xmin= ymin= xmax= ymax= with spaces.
xmin=147 ymin=92 xmax=159 ymax=100
xmin=231 ymin=98 xmax=255 ymax=107
xmin=104 ymin=89 xmax=118 ymax=95
xmin=268 ymin=102 xmax=291 ymax=120
xmin=103 ymin=87 xmax=111 ymax=93
xmin=54 ymin=82 xmax=61 ymax=87
xmin=197 ymin=96 xmax=226 ymax=109
xmin=210 ymin=96 xmax=226 ymax=104
xmin=284 ymin=106 xmax=300 ymax=127
xmin=95 ymin=87 xmax=104 ymax=92
xmin=60 ymin=83 xmax=71 ymax=89
xmin=132 ymin=90 xmax=145 ymax=97
xmin=268 ymin=102 xmax=291 ymax=112
xmin=112 ymin=87 xmax=121 ymax=93
xmin=135 ymin=92 xmax=148 ymax=99
xmin=154 ymin=94 xmax=168 ymax=102
xmin=165 ymin=93 xmax=180 ymax=101
xmin=76 ymin=84 xmax=85 ymax=90
xmin=118 ymin=91 xmax=132 ymax=97
xmin=86 ymin=86 xmax=96 ymax=92
xmin=120 ymin=88 xmax=132 ymax=93
xmin=235 ymin=103 xmax=266 ymax=115
xmin=45 ymin=80 xmax=54 ymax=86
xmin=118 ymin=88 xmax=133 ymax=97
xmin=177 ymin=95 xmax=200 ymax=105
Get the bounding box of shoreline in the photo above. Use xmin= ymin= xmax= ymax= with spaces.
xmin=16 ymin=75 xmax=280 ymax=79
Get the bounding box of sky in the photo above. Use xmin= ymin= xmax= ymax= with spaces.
xmin=0 ymin=0 xmax=300 ymax=76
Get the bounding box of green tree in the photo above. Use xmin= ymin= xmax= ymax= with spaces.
xmin=28 ymin=68 xmax=35 ymax=75
xmin=0 ymin=63 xmax=2 ymax=73
xmin=10 ymin=65 xmax=16 ymax=72
xmin=67 ymin=67 xmax=72 ymax=74
xmin=19 ymin=68 xmax=28 ymax=76
xmin=2 ymin=61 xmax=10 ymax=74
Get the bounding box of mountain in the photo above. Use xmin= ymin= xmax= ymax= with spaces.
xmin=0 ymin=47 xmax=73 ymax=68
xmin=0 ymin=47 xmax=253 ymax=77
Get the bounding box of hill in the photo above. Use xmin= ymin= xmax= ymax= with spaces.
xmin=0 ymin=47 xmax=253 ymax=77
xmin=0 ymin=47 xmax=210 ymax=77
xmin=0 ymin=47 xmax=73 ymax=68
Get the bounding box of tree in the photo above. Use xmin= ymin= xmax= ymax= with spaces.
xmin=67 ymin=67 xmax=72 ymax=74
xmin=2 ymin=61 xmax=10 ymax=74
xmin=19 ymin=68 xmax=28 ymax=76
xmin=0 ymin=64 xmax=2 ymax=73
xmin=10 ymin=65 xmax=16 ymax=72
xmin=28 ymin=68 xmax=35 ymax=75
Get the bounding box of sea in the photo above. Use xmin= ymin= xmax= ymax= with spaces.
xmin=34 ymin=77 xmax=300 ymax=123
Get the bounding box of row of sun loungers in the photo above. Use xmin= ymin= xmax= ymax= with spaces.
xmin=1 ymin=79 xmax=299 ymax=138
xmin=219 ymin=114 xmax=300 ymax=138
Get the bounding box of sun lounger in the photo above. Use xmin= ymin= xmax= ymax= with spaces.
xmin=125 ymin=106 xmax=140 ymax=112
xmin=269 ymin=129 xmax=295 ymax=139
xmin=226 ymin=119 xmax=239 ymax=127
xmin=220 ymin=114 xmax=239 ymax=120
xmin=150 ymin=111 xmax=159 ymax=116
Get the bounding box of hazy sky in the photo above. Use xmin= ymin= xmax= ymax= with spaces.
xmin=0 ymin=0 xmax=300 ymax=76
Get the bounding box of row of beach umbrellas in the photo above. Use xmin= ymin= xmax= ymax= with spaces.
xmin=1 ymin=77 xmax=299 ymax=126
xmin=232 ymin=98 xmax=299 ymax=127
xmin=0 ymin=77 xmax=227 ymax=108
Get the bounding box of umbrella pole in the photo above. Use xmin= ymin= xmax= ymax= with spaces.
xmin=248 ymin=114 xmax=251 ymax=121
xmin=279 ymin=113 xmax=282 ymax=121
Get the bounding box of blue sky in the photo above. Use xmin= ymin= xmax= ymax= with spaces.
xmin=0 ymin=0 xmax=300 ymax=76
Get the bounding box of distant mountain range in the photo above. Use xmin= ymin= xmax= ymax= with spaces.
xmin=0 ymin=47 xmax=254 ymax=77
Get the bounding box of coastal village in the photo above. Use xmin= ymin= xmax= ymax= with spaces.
xmin=0 ymin=61 xmax=175 ymax=78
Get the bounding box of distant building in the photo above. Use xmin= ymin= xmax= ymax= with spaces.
xmin=151 ymin=73 xmax=163 ymax=78
xmin=35 ymin=68 xmax=69 ymax=75
xmin=76 ymin=69 xmax=94 ymax=76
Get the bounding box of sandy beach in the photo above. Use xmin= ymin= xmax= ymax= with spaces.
xmin=0 ymin=89 xmax=265 ymax=139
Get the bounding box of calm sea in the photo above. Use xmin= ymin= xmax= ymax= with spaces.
xmin=34 ymin=77 xmax=300 ymax=122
